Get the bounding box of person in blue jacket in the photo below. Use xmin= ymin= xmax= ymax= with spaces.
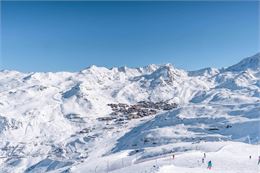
xmin=207 ymin=160 xmax=212 ymax=170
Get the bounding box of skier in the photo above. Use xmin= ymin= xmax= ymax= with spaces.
xmin=207 ymin=160 xmax=212 ymax=170
xmin=172 ymin=154 xmax=175 ymax=160
xmin=258 ymin=156 xmax=260 ymax=165
xmin=202 ymin=158 xmax=205 ymax=164
xmin=204 ymin=153 xmax=206 ymax=158
xmin=249 ymin=155 xmax=252 ymax=159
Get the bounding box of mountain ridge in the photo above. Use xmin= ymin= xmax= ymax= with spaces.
xmin=0 ymin=53 xmax=259 ymax=173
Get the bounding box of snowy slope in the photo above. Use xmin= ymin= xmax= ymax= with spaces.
xmin=0 ymin=53 xmax=259 ymax=173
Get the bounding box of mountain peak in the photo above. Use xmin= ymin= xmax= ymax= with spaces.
xmin=143 ymin=63 xmax=185 ymax=83
xmin=188 ymin=67 xmax=220 ymax=77
xmin=226 ymin=53 xmax=260 ymax=72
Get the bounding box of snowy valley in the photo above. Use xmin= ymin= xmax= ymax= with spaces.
xmin=0 ymin=53 xmax=260 ymax=173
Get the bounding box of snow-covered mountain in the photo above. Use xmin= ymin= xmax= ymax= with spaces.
xmin=226 ymin=53 xmax=260 ymax=72
xmin=0 ymin=53 xmax=259 ymax=173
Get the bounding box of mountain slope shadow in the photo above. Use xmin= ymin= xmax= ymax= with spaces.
xmin=111 ymin=105 xmax=260 ymax=153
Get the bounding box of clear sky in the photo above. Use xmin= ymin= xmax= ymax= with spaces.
xmin=1 ymin=1 xmax=259 ymax=72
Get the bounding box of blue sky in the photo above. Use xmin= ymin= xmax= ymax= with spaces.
xmin=1 ymin=1 xmax=259 ymax=72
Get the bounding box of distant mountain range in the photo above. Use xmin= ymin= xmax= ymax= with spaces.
xmin=0 ymin=53 xmax=259 ymax=173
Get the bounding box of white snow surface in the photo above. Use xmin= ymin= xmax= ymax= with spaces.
xmin=0 ymin=53 xmax=260 ymax=173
